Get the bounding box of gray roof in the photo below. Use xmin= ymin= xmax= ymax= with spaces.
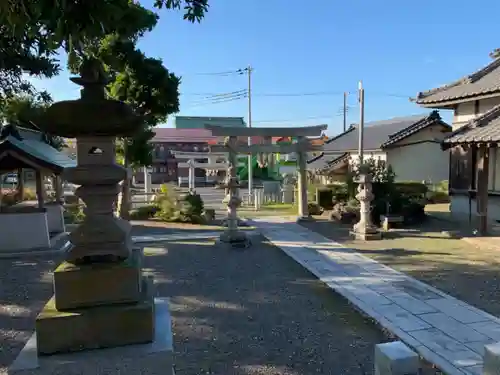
xmin=307 ymin=152 xmax=349 ymax=172
xmin=323 ymin=113 xmax=438 ymax=153
xmin=308 ymin=111 xmax=449 ymax=170
xmin=415 ymin=55 xmax=500 ymax=106
xmin=443 ymin=104 xmax=500 ymax=148
xmin=0 ymin=125 xmax=76 ymax=171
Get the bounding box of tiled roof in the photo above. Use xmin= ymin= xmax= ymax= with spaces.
xmin=0 ymin=124 xmax=76 ymax=172
xmin=442 ymin=104 xmax=500 ymax=148
xmin=322 ymin=113 xmax=438 ymax=153
xmin=308 ymin=112 xmax=449 ymax=168
xmin=307 ymin=152 xmax=349 ymax=171
xmin=415 ymin=54 xmax=500 ymax=105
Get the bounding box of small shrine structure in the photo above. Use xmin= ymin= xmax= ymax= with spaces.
xmin=0 ymin=124 xmax=74 ymax=253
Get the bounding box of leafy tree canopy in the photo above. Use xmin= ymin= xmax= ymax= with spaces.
xmin=0 ymin=0 xmax=208 ymax=101
xmin=0 ymin=94 xmax=66 ymax=150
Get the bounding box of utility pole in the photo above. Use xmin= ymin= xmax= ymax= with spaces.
xmin=343 ymin=92 xmax=348 ymax=132
xmin=246 ymin=65 xmax=253 ymax=200
xmin=358 ymin=81 xmax=365 ymax=163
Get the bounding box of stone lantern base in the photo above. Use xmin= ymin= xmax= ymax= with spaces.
xmin=8 ymin=297 xmax=174 ymax=375
xmin=350 ymin=229 xmax=383 ymax=241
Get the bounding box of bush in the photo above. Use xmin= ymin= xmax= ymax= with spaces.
xmin=308 ymin=202 xmax=324 ymax=215
xmin=182 ymin=192 xmax=204 ymax=217
xmin=154 ymin=184 xmax=183 ymax=222
xmin=394 ymin=182 xmax=428 ymax=197
xmin=427 ymin=191 xmax=450 ymax=204
xmin=64 ymin=204 xmax=85 ymax=224
xmin=130 ymin=205 xmax=158 ymax=220
xmin=153 ymin=184 xmax=206 ymax=224
xmin=316 ymin=187 xmax=334 ymax=210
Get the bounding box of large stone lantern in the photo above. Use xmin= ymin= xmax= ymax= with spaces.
xmin=27 ymin=59 xmax=157 ymax=357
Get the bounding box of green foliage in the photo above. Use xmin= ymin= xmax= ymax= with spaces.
xmin=150 ymin=184 xmax=205 ymax=223
xmin=63 ymin=204 xmax=85 ymax=224
xmin=0 ymin=0 xmax=208 ymax=104
xmin=307 ymin=202 xmax=324 ymax=215
xmin=316 ymin=188 xmax=334 ymax=210
xmin=129 ymin=205 xmax=158 ymax=220
xmin=182 ymin=192 xmax=204 ymax=217
xmin=154 ymin=184 xmax=183 ymax=221
xmin=0 ymin=94 xmax=66 ymax=150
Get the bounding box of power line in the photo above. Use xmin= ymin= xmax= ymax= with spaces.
xmin=181 ymin=90 xmax=411 ymax=99
xmin=252 ymin=114 xmax=343 ymax=124
xmin=184 ymin=93 xmax=248 ymax=109
xmin=192 ymin=69 xmax=247 ymax=77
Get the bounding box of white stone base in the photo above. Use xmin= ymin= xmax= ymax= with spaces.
xmin=350 ymin=230 xmax=382 ymax=241
xmin=374 ymin=341 xmax=419 ymax=375
xmin=8 ymin=298 xmax=174 ymax=375
xmin=0 ymin=211 xmax=50 ymax=252
xmin=484 ymin=342 xmax=500 ymax=375
xmin=45 ymin=204 xmax=65 ymax=234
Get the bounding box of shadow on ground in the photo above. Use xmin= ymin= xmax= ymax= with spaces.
xmin=300 ymin=217 xmax=500 ymax=317
xmin=0 ymin=254 xmax=62 ymax=372
xmin=143 ymin=237 xmax=391 ymax=375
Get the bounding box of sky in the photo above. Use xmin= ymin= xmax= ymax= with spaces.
xmin=28 ymin=0 xmax=500 ymax=136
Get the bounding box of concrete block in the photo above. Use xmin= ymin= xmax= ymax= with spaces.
xmin=484 ymin=342 xmax=500 ymax=375
xmin=36 ymin=275 xmax=154 ymax=355
xmin=53 ymin=247 xmax=142 ymax=310
xmin=375 ymin=341 xmax=420 ymax=375
xmin=9 ymin=298 xmax=172 ymax=375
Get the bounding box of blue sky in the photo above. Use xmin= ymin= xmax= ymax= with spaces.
xmin=29 ymin=0 xmax=500 ymax=135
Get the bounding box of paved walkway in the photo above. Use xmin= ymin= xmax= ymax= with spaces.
xmin=250 ymin=217 xmax=500 ymax=375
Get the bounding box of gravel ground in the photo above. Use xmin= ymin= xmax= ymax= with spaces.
xmin=143 ymin=235 xmax=391 ymax=375
xmin=0 ymin=228 xmax=408 ymax=375
xmin=0 ymin=253 xmax=63 ymax=374
xmin=300 ymin=217 xmax=500 ymax=317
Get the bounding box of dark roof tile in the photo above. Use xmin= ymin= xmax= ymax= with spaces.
xmin=415 ymin=54 xmax=500 ymax=105
xmin=443 ymin=104 xmax=500 ymax=147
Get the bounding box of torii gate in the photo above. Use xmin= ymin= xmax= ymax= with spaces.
xmin=206 ymin=124 xmax=326 ymax=221
xmin=172 ymin=151 xmax=229 ymax=189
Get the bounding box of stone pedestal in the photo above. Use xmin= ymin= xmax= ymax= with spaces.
xmin=351 ymin=173 xmax=382 ymax=240
xmin=8 ymin=298 xmax=174 ymax=375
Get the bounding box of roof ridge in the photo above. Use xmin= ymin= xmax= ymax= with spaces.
xmin=324 ymin=125 xmax=355 ymax=144
xmin=471 ymin=104 xmax=500 ymax=128
xmin=416 ymin=57 xmax=500 ymax=99
xmin=387 ymin=111 xmax=440 ymax=139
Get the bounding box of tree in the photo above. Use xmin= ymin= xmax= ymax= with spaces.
xmin=0 ymin=94 xmax=66 ymax=151
xmin=0 ymin=0 xmax=208 ymax=101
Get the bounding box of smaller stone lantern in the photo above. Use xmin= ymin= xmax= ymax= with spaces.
xmin=351 ymin=172 xmax=382 ymax=240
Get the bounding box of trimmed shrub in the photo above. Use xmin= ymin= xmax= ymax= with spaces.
xmin=130 ymin=205 xmax=158 ymax=220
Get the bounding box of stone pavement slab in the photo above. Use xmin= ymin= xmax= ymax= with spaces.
xmin=250 ymin=217 xmax=500 ymax=375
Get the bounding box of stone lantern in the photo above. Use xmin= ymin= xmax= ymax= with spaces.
xmin=351 ymin=172 xmax=382 ymax=240
xmin=29 ymin=59 xmax=157 ymax=356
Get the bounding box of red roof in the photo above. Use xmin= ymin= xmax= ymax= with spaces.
xmin=152 ymin=129 xmax=294 ymax=145
xmin=152 ymin=128 xmax=218 ymax=143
